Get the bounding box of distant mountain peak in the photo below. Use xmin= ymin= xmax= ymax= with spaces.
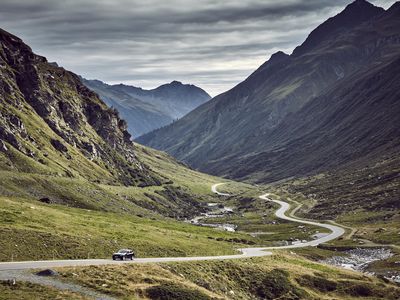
xmin=293 ymin=0 xmax=384 ymax=56
xmin=138 ymin=0 xmax=400 ymax=186
xmin=82 ymin=78 xmax=211 ymax=136
xmin=154 ymin=81 xmax=209 ymax=97
xmin=345 ymin=0 xmax=379 ymax=12
xmin=269 ymin=51 xmax=289 ymax=63
xmin=157 ymin=80 xmax=193 ymax=90
xmin=352 ymin=0 xmax=372 ymax=6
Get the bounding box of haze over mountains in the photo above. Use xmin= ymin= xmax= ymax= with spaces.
xmin=138 ymin=0 xmax=400 ymax=184
xmin=82 ymin=78 xmax=211 ymax=136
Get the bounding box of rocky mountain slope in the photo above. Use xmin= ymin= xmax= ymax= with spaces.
xmin=0 ymin=28 xmax=162 ymax=187
xmin=0 ymin=27 xmax=234 ymax=220
xmin=138 ymin=0 xmax=400 ymax=184
xmin=82 ymin=78 xmax=211 ymax=136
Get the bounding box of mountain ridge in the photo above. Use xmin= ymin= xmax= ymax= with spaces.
xmin=82 ymin=78 xmax=211 ymax=136
xmin=292 ymin=0 xmax=385 ymax=56
xmin=138 ymin=0 xmax=400 ymax=184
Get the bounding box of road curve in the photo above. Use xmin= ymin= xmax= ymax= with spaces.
xmin=258 ymin=194 xmax=345 ymax=249
xmin=211 ymin=183 xmax=231 ymax=196
xmin=213 ymin=183 xmax=344 ymax=252
xmin=0 ymin=184 xmax=344 ymax=271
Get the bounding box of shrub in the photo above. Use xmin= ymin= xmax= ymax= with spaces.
xmin=296 ymin=274 xmax=337 ymax=292
xmin=343 ymin=283 xmax=373 ymax=297
xmin=252 ymin=269 xmax=306 ymax=299
xmin=146 ymin=282 xmax=211 ymax=300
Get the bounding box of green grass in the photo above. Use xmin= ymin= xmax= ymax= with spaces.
xmin=56 ymin=253 xmax=400 ymax=299
xmin=136 ymin=144 xmax=252 ymax=197
xmin=0 ymin=281 xmax=87 ymax=300
xmin=0 ymin=171 xmax=151 ymax=213
xmin=337 ymin=211 xmax=400 ymax=245
xmin=198 ymin=191 xmax=331 ymax=246
xmin=0 ymin=142 xmax=252 ymax=218
xmin=0 ymin=128 xmax=264 ymax=262
xmin=202 ymin=213 xmax=329 ymax=245
xmin=0 ymin=196 xmax=258 ymax=262
xmin=270 ymin=183 xmax=400 ymax=251
xmin=291 ymin=246 xmax=347 ymax=261
xmin=266 ymin=184 xmax=400 ymax=281
xmin=272 ymin=157 xmax=400 ymax=250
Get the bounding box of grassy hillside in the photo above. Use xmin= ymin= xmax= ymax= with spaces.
xmin=0 ymin=135 xmax=256 ymax=261
xmin=260 ymin=158 xmax=400 ymax=281
xmin=0 ymin=281 xmax=88 ymax=300
xmin=0 ymin=25 xmax=256 ymax=261
xmin=273 ymin=156 xmax=400 ymax=247
xmin=0 ymin=194 xmax=259 ymax=262
xmin=136 ymin=144 xmax=252 ymax=196
xmin=54 ymin=253 xmax=400 ymax=299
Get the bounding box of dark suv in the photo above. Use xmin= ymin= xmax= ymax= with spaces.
xmin=112 ymin=249 xmax=135 ymax=260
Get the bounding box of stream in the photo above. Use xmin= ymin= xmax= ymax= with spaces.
xmin=321 ymin=248 xmax=400 ymax=283
xmin=188 ymin=203 xmax=237 ymax=232
xmin=321 ymin=248 xmax=393 ymax=271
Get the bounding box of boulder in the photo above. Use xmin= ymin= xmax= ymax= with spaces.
xmin=39 ymin=197 xmax=51 ymax=204
xmin=50 ymin=139 xmax=68 ymax=152
xmin=82 ymin=141 xmax=98 ymax=159
xmin=36 ymin=269 xmax=58 ymax=277
xmin=0 ymin=140 xmax=7 ymax=152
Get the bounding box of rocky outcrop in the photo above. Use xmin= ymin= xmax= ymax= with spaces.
xmin=50 ymin=139 xmax=68 ymax=153
xmin=0 ymin=112 xmax=28 ymax=153
xmin=0 ymin=28 xmax=160 ymax=186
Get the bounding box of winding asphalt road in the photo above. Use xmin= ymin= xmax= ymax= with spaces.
xmin=0 ymin=183 xmax=344 ymax=271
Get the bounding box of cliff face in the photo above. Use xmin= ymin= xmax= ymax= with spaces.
xmin=0 ymin=28 xmax=160 ymax=186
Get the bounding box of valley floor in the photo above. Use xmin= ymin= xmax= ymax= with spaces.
xmin=0 ymin=184 xmax=345 ymax=271
xmin=1 ymin=183 xmax=400 ymax=299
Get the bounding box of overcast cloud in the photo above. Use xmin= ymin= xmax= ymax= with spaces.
xmin=0 ymin=0 xmax=395 ymax=96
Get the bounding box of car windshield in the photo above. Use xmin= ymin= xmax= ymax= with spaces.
xmin=118 ymin=249 xmax=128 ymax=253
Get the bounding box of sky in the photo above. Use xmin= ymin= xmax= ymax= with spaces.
xmin=0 ymin=0 xmax=396 ymax=96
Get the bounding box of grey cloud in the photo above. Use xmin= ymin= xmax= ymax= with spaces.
xmin=0 ymin=0 xmax=396 ymax=96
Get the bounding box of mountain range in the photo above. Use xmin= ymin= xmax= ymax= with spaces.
xmin=1 ymin=1 xmax=400 ymax=297
xmin=82 ymin=78 xmax=211 ymax=136
xmin=138 ymin=0 xmax=400 ymax=185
